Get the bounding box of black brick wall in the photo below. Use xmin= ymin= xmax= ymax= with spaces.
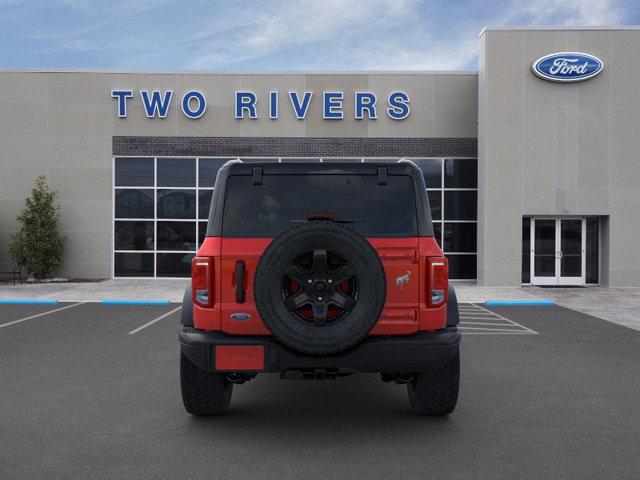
xmin=112 ymin=136 xmax=477 ymax=158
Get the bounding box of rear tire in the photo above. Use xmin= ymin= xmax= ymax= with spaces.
xmin=180 ymin=352 xmax=233 ymax=415
xmin=407 ymin=352 xmax=460 ymax=415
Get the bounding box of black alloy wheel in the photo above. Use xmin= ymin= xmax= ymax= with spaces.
xmin=283 ymin=249 xmax=357 ymax=327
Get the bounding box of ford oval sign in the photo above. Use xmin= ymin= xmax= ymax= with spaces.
xmin=532 ymin=52 xmax=603 ymax=82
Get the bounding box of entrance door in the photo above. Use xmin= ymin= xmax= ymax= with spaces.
xmin=531 ymin=218 xmax=585 ymax=286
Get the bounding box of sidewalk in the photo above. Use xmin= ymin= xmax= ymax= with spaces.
xmin=0 ymin=279 xmax=189 ymax=303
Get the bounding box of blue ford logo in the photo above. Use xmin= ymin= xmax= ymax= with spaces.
xmin=230 ymin=312 xmax=251 ymax=321
xmin=532 ymin=52 xmax=603 ymax=82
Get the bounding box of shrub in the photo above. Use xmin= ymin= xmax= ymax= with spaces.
xmin=8 ymin=175 xmax=67 ymax=279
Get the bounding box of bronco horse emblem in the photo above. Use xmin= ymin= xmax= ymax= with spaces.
xmin=395 ymin=270 xmax=411 ymax=289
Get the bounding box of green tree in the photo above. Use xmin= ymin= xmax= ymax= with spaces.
xmin=9 ymin=175 xmax=67 ymax=279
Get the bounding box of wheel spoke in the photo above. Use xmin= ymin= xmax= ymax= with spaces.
xmin=285 ymin=263 xmax=309 ymax=284
xmin=329 ymin=291 xmax=356 ymax=311
xmin=284 ymin=291 xmax=311 ymax=311
xmin=312 ymin=302 xmax=328 ymax=326
xmin=312 ymin=249 xmax=328 ymax=275
xmin=331 ymin=263 xmax=356 ymax=284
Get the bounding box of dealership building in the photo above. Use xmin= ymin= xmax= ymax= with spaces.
xmin=1 ymin=26 xmax=639 ymax=286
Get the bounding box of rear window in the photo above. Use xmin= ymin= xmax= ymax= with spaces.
xmin=222 ymin=174 xmax=418 ymax=237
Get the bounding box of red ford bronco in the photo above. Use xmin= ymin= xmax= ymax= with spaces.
xmin=179 ymin=159 xmax=461 ymax=415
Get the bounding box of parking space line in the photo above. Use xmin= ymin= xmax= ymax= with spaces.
xmin=472 ymin=303 xmax=538 ymax=334
xmin=460 ymin=321 xmax=516 ymax=327
xmin=459 ymin=326 xmax=535 ymax=333
xmin=0 ymin=302 xmax=83 ymax=329
xmin=128 ymin=306 xmax=182 ymax=335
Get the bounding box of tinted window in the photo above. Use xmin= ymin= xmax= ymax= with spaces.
xmin=114 ymin=221 xmax=154 ymax=250
xmin=412 ymin=159 xmax=441 ymax=188
xmin=522 ymin=218 xmax=531 ymax=283
xmin=157 ymin=221 xmax=196 ymax=251
xmin=444 ymin=159 xmax=477 ymax=188
xmin=115 ymin=158 xmax=153 ymax=186
xmin=443 ymin=222 xmax=476 ymax=252
xmin=444 ymin=191 xmax=477 ymax=220
xmin=156 ymin=253 xmax=194 ymax=277
xmin=198 ymin=190 xmax=213 ymax=219
xmin=115 ymin=189 xmax=154 ymax=218
xmin=427 ymin=191 xmax=441 ymax=220
xmin=222 ymin=174 xmax=418 ymax=237
xmin=114 ymin=252 xmax=154 ymax=277
xmin=199 ymin=158 xmax=230 ymax=187
xmin=446 ymin=254 xmax=477 ymax=279
xmin=157 ymin=158 xmax=196 ymax=187
xmin=157 ymin=189 xmax=196 ymax=219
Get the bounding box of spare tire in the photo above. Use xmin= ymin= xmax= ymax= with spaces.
xmin=254 ymin=221 xmax=386 ymax=355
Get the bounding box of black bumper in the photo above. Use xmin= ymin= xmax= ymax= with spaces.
xmin=179 ymin=327 xmax=461 ymax=374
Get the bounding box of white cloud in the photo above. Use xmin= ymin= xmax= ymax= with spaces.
xmin=10 ymin=0 xmax=632 ymax=70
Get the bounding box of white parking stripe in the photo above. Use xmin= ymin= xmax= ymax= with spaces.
xmin=460 ymin=321 xmax=517 ymax=327
xmin=128 ymin=306 xmax=181 ymax=335
xmin=0 ymin=302 xmax=83 ymax=329
xmin=472 ymin=303 xmax=538 ymax=334
xmin=459 ymin=326 xmax=534 ymax=333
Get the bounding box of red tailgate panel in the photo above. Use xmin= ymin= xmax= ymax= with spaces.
xmin=193 ymin=236 xmax=446 ymax=335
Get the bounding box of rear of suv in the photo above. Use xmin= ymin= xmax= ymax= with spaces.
xmin=179 ymin=159 xmax=461 ymax=415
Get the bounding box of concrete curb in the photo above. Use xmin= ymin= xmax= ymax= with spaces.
xmin=0 ymin=299 xmax=59 ymax=304
xmin=485 ymin=299 xmax=555 ymax=306
xmin=100 ymin=299 xmax=172 ymax=305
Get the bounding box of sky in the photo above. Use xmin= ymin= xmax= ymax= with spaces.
xmin=0 ymin=0 xmax=638 ymax=71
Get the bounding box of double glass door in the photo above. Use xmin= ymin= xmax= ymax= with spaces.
xmin=531 ymin=218 xmax=585 ymax=285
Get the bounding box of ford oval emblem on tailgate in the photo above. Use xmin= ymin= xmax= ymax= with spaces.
xmin=230 ymin=312 xmax=251 ymax=321
xmin=532 ymin=52 xmax=603 ymax=83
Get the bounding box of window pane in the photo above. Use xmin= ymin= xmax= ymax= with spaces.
xmin=157 ymin=158 xmax=196 ymax=187
xmin=586 ymin=217 xmax=599 ymax=284
xmin=444 ymin=191 xmax=477 ymax=220
xmin=433 ymin=222 xmax=442 ymax=248
xmin=199 ymin=190 xmax=213 ymax=220
xmin=198 ymin=222 xmax=207 ymax=248
xmin=115 ymin=158 xmax=153 ymax=186
xmin=157 ymin=189 xmax=196 ymax=219
xmin=156 ymin=253 xmax=194 ymax=277
xmin=443 ymin=222 xmax=477 ymax=252
xmin=447 ymin=254 xmax=477 ymax=279
xmin=222 ymin=174 xmax=418 ymax=237
xmin=412 ymin=159 xmax=441 ymax=188
xmin=115 ymin=189 xmax=154 ymax=218
xmin=199 ymin=158 xmax=231 ymax=187
xmin=114 ymin=221 xmax=154 ymax=250
xmin=157 ymin=221 xmax=196 ymax=251
xmin=427 ymin=191 xmax=441 ymax=220
xmin=114 ymin=252 xmax=154 ymax=277
xmin=444 ymin=159 xmax=477 ymax=188
xmin=522 ymin=218 xmax=531 ymax=283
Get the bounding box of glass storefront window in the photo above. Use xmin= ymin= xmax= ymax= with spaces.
xmin=115 ymin=189 xmax=154 ymax=218
xmin=522 ymin=218 xmax=531 ymax=284
xmin=114 ymin=157 xmax=478 ymax=278
xmin=114 ymin=221 xmax=154 ymax=251
xmin=157 ymin=158 xmax=196 ymax=187
xmin=157 ymin=189 xmax=196 ymax=219
xmin=199 ymin=158 xmax=232 ymax=187
xmin=443 ymin=222 xmax=477 ymax=252
xmin=115 ymin=158 xmax=154 ymax=186
xmin=586 ymin=217 xmax=599 ymax=284
xmin=412 ymin=159 xmax=441 ymax=188
xmin=114 ymin=252 xmax=154 ymax=277
xmin=198 ymin=190 xmax=213 ymax=220
xmin=444 ymin=158 xmax=477 ymax=188
xmin=413 ymin=158 xmax=478 ymax=279
xmin=446 ymin=254 xmax=477 ymax=280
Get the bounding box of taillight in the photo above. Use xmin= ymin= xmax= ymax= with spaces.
xmin=427 ymin=257 xmax=448 ymax=307
xmin=192 ymin=257 xmax=213 ymax=307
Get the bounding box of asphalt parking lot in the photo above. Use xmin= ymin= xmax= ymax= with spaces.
xmin=1 ymin=302 xmax=639 ymax=480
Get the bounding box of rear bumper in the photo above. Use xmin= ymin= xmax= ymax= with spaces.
xmin=179 ymin=327 xmax=461 ymax=374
